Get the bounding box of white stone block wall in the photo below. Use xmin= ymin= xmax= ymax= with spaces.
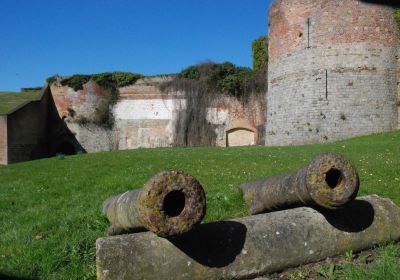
xmin=267 ymin=44 xmax=399 ymax=146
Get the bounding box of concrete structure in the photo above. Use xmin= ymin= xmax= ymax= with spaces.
xmin=266 ymin=0 xmax=400 ymax=145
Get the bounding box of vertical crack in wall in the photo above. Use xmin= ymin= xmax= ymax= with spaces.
xmin=326 ymin=69 xmax=328 ymax=100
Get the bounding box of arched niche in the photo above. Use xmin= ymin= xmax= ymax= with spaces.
xmin=226 ymin=127 xmax=256 ymax=147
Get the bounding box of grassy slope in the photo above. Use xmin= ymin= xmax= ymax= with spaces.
xmin=0 ymin=91 xmax=41 ymax=114
xmin=0 ymin=131 xmax=399 ymax=279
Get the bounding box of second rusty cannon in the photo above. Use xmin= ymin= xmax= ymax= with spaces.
xmin=241 ymin=153 xmax=359 ymax=214
xmin=102 ymin=170 xmax=206 ymax=237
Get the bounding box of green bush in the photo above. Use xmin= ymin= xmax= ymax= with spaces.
xmin=111 ymin=72 xmax=143 ymax=87
xmin=47 ymin=71 xmax=143 ymax=91
xmin=252 ymin=36 xmax=268 ymax=72
xmin=176 ymin=62 xmax=263 ymax=99
xmin=395 ymin=9 xmax=400 ymax=29
xmin=180 ymin=65 xmax=201 ymax=80
xmin=61 ymin=75 xmax=91 ymax=91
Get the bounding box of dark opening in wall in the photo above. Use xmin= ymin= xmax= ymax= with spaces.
xmin=56 ymin=142 xmax=77 ymax=155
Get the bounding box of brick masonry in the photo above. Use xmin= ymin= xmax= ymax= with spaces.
xmin=266 ymin=0 xmax=400 ymax=146
xmin=52 ymin=78 xmax=265 ymax=152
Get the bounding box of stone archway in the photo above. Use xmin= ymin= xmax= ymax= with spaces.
xmin=226 ymin=127 xmax=256 ymax=147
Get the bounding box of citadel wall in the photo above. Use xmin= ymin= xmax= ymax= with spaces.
xmin=207 ymin=95 xmax=265 ymax=147
xmin=266 ymin=0 xmax=400 ymax=146
xmin=50 ymin=77 xmax=265 ymax=152
xmin=114 ymin=83 xmax=185 ymax=150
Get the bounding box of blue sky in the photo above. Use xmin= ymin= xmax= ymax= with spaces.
xmin=0 ymin=0 xmax=273 ymax=91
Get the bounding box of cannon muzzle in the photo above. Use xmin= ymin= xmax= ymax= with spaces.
xmin=241 ymin=153 xmax=359 ymax=214
xmin=102 ymin=170 xmax=206 ymax=237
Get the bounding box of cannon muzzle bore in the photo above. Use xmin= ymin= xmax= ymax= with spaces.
xmin=102 ymin=170 xmax=206 ymax=237
xmin=241 ymin=153 xmax=359 ymax=214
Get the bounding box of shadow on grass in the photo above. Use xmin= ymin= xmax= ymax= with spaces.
xmin=0 ymin=274 xmax=38 ymax=280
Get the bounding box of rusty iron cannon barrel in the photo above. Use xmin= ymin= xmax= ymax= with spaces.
xmin=96 ymin=195 xmax=400 ymax=280
xmin=241 ymin=153 xmax=359 ymax=214
xmin=102 ymin=170 xmax=206 ymax=237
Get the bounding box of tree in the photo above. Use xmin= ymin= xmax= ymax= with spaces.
xmin=252 ymin=36 xmax=268 ymax=72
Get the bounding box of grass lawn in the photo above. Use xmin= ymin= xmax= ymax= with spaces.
xmin=0 ymin=91 xmax=42 ymax=115
xmin=0 ymin=131 xmax=399 ymax=279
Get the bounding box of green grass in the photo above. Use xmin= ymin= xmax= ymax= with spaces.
xmin=0 ymin=91 xmax=42 ymax=114
xmin=0 ymin=131 xmax=400 ymax=279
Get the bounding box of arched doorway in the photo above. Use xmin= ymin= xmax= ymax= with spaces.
xmin=226 ymin=127 xmax=256 ymax=147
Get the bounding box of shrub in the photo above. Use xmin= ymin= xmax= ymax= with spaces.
xmin=175 ymin=61 xmax=265 ymax=99
xmin=61 ymin=75 xmax=91 ymax=91
xmin=47 ymin=71 xmax=143 ymax=91
xmin=111 ymin=72 xmax=143 ymax=87
xmin=395 ymin=9 xmax=400 ymax=29
xmin=252 ymin=36 xmax=268 ymax=72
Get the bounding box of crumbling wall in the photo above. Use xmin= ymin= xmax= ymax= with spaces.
xmin=51 ymin=80 xmax=112 ymax=124
xmin=51 ymin=81 xmax=116 ymax=152
xmin=267 ymin=0 xmax=400 ymax=146
xmin=0 ymin=116 xmax=7 ymax=164
xmin=51 ymin=76 xmax=265 ymax=151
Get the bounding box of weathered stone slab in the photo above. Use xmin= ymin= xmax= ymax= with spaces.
xmin=96 ymin=195 xmax=400 ymax=280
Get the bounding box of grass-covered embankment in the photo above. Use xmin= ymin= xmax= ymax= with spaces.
xmin=0 ymin=131 xmax=399 ymax=279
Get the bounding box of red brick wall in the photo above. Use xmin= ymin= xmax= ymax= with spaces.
xmin=269 ymin=0 xmax=400 ymax=62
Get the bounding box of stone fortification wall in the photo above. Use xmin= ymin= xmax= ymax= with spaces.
xmin=207 ymin=95 xmax=265 ymax=147
xmin=0 ymin=116 xmax=7 ymax=164
xmin=51 ymin=76 xmax=265 ymax=151
xmin=114 ymin=83 xmax=185 ymax=149
xmin=266 ymin=0 xmax=400 ymax=146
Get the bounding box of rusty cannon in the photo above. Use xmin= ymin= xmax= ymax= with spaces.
xmin=241 ymin=153 xmax=359 ymax=214
xmin=96 ymin=195 xmax=400 ymax=280
xmin=102 ymin=170 xmax=206 ymax=237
